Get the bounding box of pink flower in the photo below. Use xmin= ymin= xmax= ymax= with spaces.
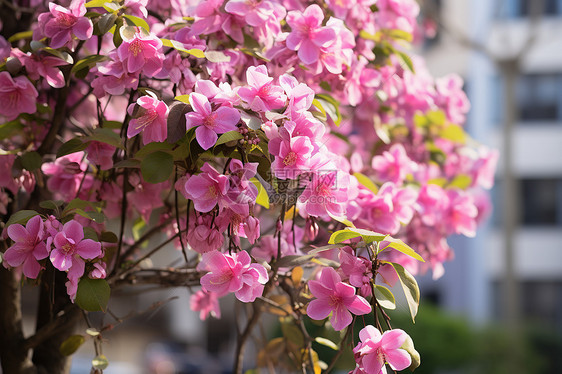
xmin=270 ymin=135 xmax=314 ymax=180
xmin=338 ymin=247 xmax=372 ymax=297
xmin=445 ymin=189 xmax=478 ymax=237
xmin=41 ymin=152 xmax=88 ymax=202
xmin=286 ymin=5 xmax=336 ymax=65
xmin=198 ymin=250 xmax=269 ymax=303
xmin=186 ymin=92 xmax=240 ymax=150
xmin=371 ymin=144 xmax=416 ymax=186
xmin=50 ymin=220 xmax=102 ymax=273
xmin=89 ymin=262 xmax=107 ymax=279
xmin=20 ymin=53 xmax=68 ymax=88
xmin=299 ymin=171 xmax=350 ymax=218
xmin=3 ymin=215 xmax=49 ymax=279
xmin=86 ymin=141 xmax=115 ymax=170
xmin=238 ymin=65 xmax=287 ymax=112
xmin=183 ymin=163 xmax=230 ymax=213
xmin=36 ymin=0 xmax=93 ymax=49
xmin=187 ymin=215 xmax=224 ymax=253
xmin=127 ymin=95 xmax=168 ymax=144
xmin=0 ymin=72 xmax=38 ymax=120
xmin=190 ymin=290 xmax=221 ymax=320
xmin=353 ymin=326 xmax=412 ymax=373
xmin=307 ymin=267 xmax=371 ymax=331
xmin=116 ymin=27 xmax=164 ymax=77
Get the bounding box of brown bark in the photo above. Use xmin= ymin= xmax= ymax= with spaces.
xmin=0 ymin=267 xmax=35 ymax=374
xmin=31 ymin=265 xmax=81 ymax=374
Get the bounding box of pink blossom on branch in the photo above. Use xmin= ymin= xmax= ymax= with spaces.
xmin=307 ymin=267 xmax=371 ymax=331
xmin=353 ymin=326 xmax=412 ymax=373
xmin=286 ymin=4 xmax=336 ymax=65
xmin=116 ymin=27 xmax=164 ymax=77
xmin=186 ymin=92 xmax=241 ymax=150
xmin=35 ymin=0 xmax=93 ymax=49
xmin=198 ymin=250 xmax=269 ymax=303
xmin=3 ymin=215 xmax=49 ymax=279
xmin=238 ymin=65 xmax=287 ymax=112
xmin=190 ymin=289 xmax=221 ymax=320
xmin=50 ymin=220 xmax=102 ymax=273
xmin=182 ymin=163 xmax=230 ymax=213
xmin=127 ymin=95 xmax=169 ymax=144
xmin=0 ymin=72 xmax=38 ymax=120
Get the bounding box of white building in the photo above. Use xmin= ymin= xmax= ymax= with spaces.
xmin=421 ymin=0 xmax=562 ymax=334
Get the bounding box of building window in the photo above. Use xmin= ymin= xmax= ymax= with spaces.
xmin=491 ymin=178 xmax=562 ymax=227
xmin=491 ymin=73 xmax=562 ymax=124
xmin=521 ymin=179 xmax=561 ymax=225
xmin=497 ymin=0 xmax=562 ymax=18
xmin=517 ymin=74 xmax=562 ymax=121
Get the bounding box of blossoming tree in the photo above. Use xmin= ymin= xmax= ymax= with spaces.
xmin=0 ymin=0 xmax=498 ymax=372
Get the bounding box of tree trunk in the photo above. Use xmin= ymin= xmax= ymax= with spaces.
xmin=0 ymin=267 xmax=35 ymax=374
xmin=31 ymin=266 xmax=81 ymax=374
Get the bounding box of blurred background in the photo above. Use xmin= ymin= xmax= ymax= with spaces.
xmin=15 ymin=0 xmax=562 ymax=373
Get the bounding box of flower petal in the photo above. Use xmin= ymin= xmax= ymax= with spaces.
xmin=63 ymin=220 xmax=84 ymax=242
xmin=386 ymin=348 xmax=412 ymax=371
xmin=330 ymin=304 xmax=352 ymax=331
xmin=381 ymin=329 xmax=408 ymax=350
xmin=195 ymin=125 xmax=218 ymax=150
xmin=306 ymin=299 xmax=332 ymax=320
xmin=75 ymin=239 xmax=102 ymax=259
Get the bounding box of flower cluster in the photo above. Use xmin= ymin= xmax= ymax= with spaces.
xmin=0 ymin=0 xmax=497 ymax=371
xmin=3 ymin=216 xmax=105 ymax=301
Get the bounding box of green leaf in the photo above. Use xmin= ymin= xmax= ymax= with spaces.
xmin=215 ymin=130 xmax=243 ymax=146
xmin=75 ymin=278 xmax=110 ymax=312
xmin=426 ymin=110 xmax=446 ymax=126
xmin=71 ymin=55 xmax=108 ymax=75
xmin=112 ymin=158 xmax=141 ymax=169
xmin=448 ymin=174 xmax=472 ymax=189
xmin=401 ymin=334 xmax=421 ymax=371
xmin=204 ymin=50 xmax=231 ymax=63
xmin=6 ymin=210 xmax=39 ymax=227
xmin=99 ymin=231 xmax=118 ymax=243
xmin=359 ymin=30 xmax=381 ymax=42
xmin=314 ymin=337 xmax=338 ymax=351
xmin=20 ymin=151 xmax=42 ymax=171
xmin=374 ymin=284 xmax=396 ymax=310
xmin=306 ymin=243 xmax=345 ymax=256
xmin=7 ymin=31 xmax=33 ymax=43
xmin=275 ymin=255 xmax=314 ymax=268
xmin=59 ymin=335 xmax=85 ymax=356
xmin=39 ymin=200 xmax=64 ymax=210
xmin=96 ymin=12 xmax=118 ymax=35
xmin=440 ymin=124 xmax=466 ymax=143
xmin=250 ymin=177 xmax=270 ymax=209
xmin=160 ymin=38 xmax=205 ymax=58
xmin=85 ymin=0 xmax=108 ymax=7
xmin=140 ymin=151 xmax=174 ymax=183
xmin=56 ymin=138 xmax=87 ymax=158
xmin=381 ymin=237 xmax=424 ymax=262
xmin=328 ymin=228 xmax=386 ymax=245
xmin=0 ymin=121 xmax=24 ymax=140
xmin=135 ymin=141 xmax=174 ymax=158
xmin=84 ymin=127 xmax=123 ymax=149
xmin=92 ymin=354 xmax=109 ymax=370
xmin=281 ymin=322 xmax=304 ymax=347
xmin=396 ymin=50 xmax=415 ymax=73
xmin=63 ymin=198 xmax=100 ymax=216
xmin=174 ymin=94 xmax=190 ymax=103
xmin=315 ymin=94 xmax=342 ymax=126
xmin=387 ymin=29 xmax=413 ymax=42
xmin=392 ymin=263 xmax=420 ymax=322
xmin=123 ymin=14 xmax=150 ymax=31
xmin=353 ymin=172 xmax=379 ymax=194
